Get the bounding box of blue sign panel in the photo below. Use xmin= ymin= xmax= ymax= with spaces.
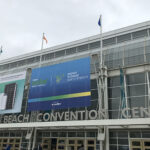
xmin=27 ymin=57 xmax=91 ymax=111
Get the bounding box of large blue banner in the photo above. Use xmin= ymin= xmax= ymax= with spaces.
xmin=27 ymin=57 xmax=91 ymax=111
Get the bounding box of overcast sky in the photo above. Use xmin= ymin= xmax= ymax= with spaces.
xmin=0 ymin=0 xmax=150 ymax=60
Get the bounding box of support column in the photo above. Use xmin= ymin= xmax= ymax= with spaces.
xmin=105 ymin=127 xmax=109 ymax=150
xmin=146 ymin=71 xmax=150 ymax=106
xmin=32 ymin=128 xmax=37 ymax=150
xmin=27 ymin=128 xmax=33 ymax=150
xmin=84 ymin=131 xmax=87 ymax=150
xmin=123 ymin=71 xmax=129 ymax=118
xmin=97 ymin=63 xmax=108 ymax=150
xmin=97 ymin=127 xmax=105 ymax=150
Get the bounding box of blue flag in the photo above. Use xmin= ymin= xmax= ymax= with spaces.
xmin=120 ymin=68 xmax=126 ymax=110
xmin=98 ymin=18 xmax=101 ymax=26
xmin=120 ymin=68 xmax=127 ymax=119
xmin=0 ymin=46 xmax=2 ymax=54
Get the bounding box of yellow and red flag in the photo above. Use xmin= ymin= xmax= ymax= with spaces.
xmin=43 ymin=35 xmax=48 ymax=44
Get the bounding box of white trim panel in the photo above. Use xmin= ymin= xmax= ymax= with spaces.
xmin=0 ymin=118 xmax=150 ymax=129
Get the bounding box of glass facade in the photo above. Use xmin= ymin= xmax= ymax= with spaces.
xmin=108 ymin=72 xmax=149 ymax=119
xmin=104 ymin=40 xmax=148 ymax=69
xmin=0 ymin=28 xmax=150 ymax=72
xmin=109 ymin=130 xmax=150 ymax=150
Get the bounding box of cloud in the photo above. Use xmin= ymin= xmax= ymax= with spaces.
xmin=0 ymin=0 xmax=150 ymax=60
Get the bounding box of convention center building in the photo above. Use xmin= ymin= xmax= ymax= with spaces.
xmin=0 ymin=21 xmax=150 ymax=150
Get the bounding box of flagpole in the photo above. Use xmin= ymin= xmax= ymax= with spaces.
xmin=97 ymin=15 xmax=104 ymax=150
xmin=98 ymin=14 xmax=103 ymax=115
xmin=100 ymin=15 xmax=103 ymax=65
xmin=41 ymin=33 xmax=44 ymax=50
xmin=39 ymin=33 xmax=44 ymax=67
xmin=33 ymin=33 xmax=45 ymax=150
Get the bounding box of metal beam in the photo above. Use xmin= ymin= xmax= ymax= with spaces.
xmin=0 ymin=118 xmax=150 ymax=129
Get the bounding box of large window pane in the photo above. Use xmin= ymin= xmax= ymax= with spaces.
xmin=77 ymin=132 xmax=84 ymax=137
xmin=108 ymin=87 xmax=121 ymax=98
xmin=77 ymin=44 xmax=88 ymax=52
xmin=118 ymin=131 xmax=128 ymax=138
xmin=127 ymin=85 xmax=147 ymax=97
xmin=109 ymin=110 xmax=119 ymax=119
xmin=89 ymin=41 xmax=100 ymax=49
xmin=118 ymin=146 xmax=129 ymax=150
xmin=68 ymin=132 xmax=76 ymax=137
xmin=91 ymin=79 xmax=97 ymax=89
xmin=109 ymin=138 xmax=117 ymax=144
xmin=66 ymin=47 xmax=76 ymax=55
xmin=59 ymin=132 xmax=66 ymax=137
xmin=132 ymin=29 xmax=148 ymax=39
xmin=109 ymin=131 xmax=117 ymax=138
xmin=108 ymin=98 xmax=120 ymax=110
xmin=108 ymin=76 xmax=120 ymax=87
xmin=117 ymin=33 xmax=131 ymax=43
xmin=105 ymin=60 xmax=113 ymax=69
xmin=113 ymin=59 xmax=123 ymax=68
xmin=118 ymin=139 xmax=128 ymax=145
xmin=130 ymin=131 xmax=141 ymax=138
xmin=86 ymin=132 xmax=96 ymax=137
xmin=142 ymin=131 xmax=150 ymax=138
xmin=103 ymin=37 xmax=116 ymax=47
xmin=126 ymin=73 xmax=146 ymax=85
xmin=90 ymin=100 xmax=98 ymax=109
xmin=109 ymin=145 xmax=117 ymax=150
xmin=91 ymin=90 xmax=98 ymax=100
xmin=128 ymin=96 xmax=148 ymax=108
xmin=43 ymin=53 xmax=54 ymax=60
xmin=55 ymin=50 xmax=65 ymax=58
xmin=124 ymin=55 xmax=144 ymax=66
xmin=146 ymin=53 xmax=150 ymax=63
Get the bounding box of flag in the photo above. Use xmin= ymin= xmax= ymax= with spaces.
xmin=120 ymin=68 xmax=126 ymax=110
xmin=98 ymin=17 xmax=101 ymax=26
xmin=43 ymin=35 xmax=48 ymax=44
xmin=120 ymin=68 xmax=127 ymax=119
xmin=0 ymin=46 xmax=2 ymax=54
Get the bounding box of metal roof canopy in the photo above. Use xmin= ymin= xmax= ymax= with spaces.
xmin=0 ymin=118 xmax=150 ymax=129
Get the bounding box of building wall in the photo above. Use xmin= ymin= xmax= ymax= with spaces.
xmin=0 ymin=21 xmax=149 ymax=150
xmin=0 ymin=23 xmax=150 ymax=121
